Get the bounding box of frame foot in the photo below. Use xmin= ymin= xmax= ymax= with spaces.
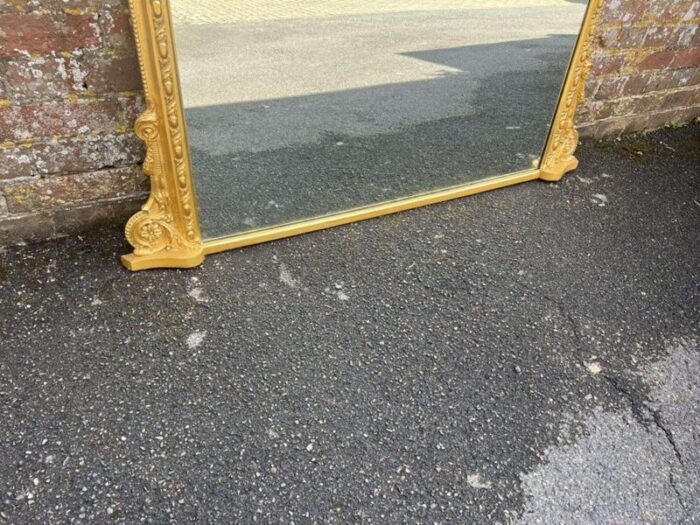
xmin=539 ymin=156 xmax=579 ymax=182
xmin=121 ymin=246 xmax=205 ymax=271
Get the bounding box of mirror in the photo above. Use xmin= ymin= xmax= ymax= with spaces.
xmin=122 ymin=1 xmax=599 ymax=270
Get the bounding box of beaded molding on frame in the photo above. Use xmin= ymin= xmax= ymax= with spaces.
xmin=122 ymin=0 xmax=204 ymax=270
xmin=540 ymin=0 xmax=605 ymax=181
xmin=122 ymin=0 xmax=604 ymax=270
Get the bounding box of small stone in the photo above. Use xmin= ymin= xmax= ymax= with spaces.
xmin=467 ymin=473 xmax=492 ymax=490
xmin=587 ymin=361 xmax=603 ymax=374
xmin=306 ymin=443 xmax=314 ymax=452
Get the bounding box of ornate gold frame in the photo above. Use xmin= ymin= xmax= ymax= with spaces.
xmin=122 ymin=0 xmax=605 ymax=271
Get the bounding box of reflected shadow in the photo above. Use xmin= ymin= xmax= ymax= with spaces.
xmin=186 ymin=35 xmax=576 ymax=239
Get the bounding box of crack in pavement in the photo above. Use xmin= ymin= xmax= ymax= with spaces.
xmin=520 ymin=338 xmax=698 ymax=524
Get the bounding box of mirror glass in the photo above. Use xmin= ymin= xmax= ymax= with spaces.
xmin=170 ymin=1 xmax=589 ymax=240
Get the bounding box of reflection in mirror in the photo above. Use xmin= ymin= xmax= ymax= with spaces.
xmin=170 ymin=1 xmax=589 ymax=240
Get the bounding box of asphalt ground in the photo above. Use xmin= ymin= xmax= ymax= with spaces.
xmin=171 ymin=5 xmax=587 ymax=238
xmin=0 ymin=124 xmax=698 ymax=523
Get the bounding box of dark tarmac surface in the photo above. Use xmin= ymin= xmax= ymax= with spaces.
xmin=1 ymin=124 xmax=699 ymax=523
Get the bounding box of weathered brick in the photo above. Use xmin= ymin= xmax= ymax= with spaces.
xmin=32 ymin=132 xmax=144 ymax=175
xmin=3 ymin=165 xmax=146 ymax=213
xmin=672 ymin=46 xmax=700 ymax=68
xmin=53 ymin=196 xmax=144 ymax=237
xmin=622 ymin=114 xmax=650 ymax=134
xmin=638 ymin=50 xmax=677 ymax=70
xmin=620 ymin=72 xmax=653 ymax=96
xmin=597 ymin=26 xmax=647 ymax=49
xmin=594 ymin=77 xmax=628 ymax=100
xmin=599 ymin=0 xmax=646 ymax=25
xmin=648 ymin=0 xmax=696 ymax=22
xmin=3 ymin=54 xmax=83 ymax=100
xmin=83 ymin=53 xmax=142 ymax=93
xmin=644 ymin=107 xmax=697 ymax=130
xmin=98 ymin=8 xmax=136 ymax=52
xmin=660 ymin=88 xmax=696 ymax=109
xmin=0 ymin=95 xmax=143 ymax=142
xmin=0 ymin=11 xmax=101 ymax=57
xmin=578 ymin=118 xmax=628 ymax=139
xmin=590 ymin=54 xmax=626 ymax=76
xmin=0 ymin=211 xmax=55 ymax=245
xmin=0 ymin=143 xmax=34 ymax=180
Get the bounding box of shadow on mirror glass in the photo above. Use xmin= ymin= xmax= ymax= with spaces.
xmin=170 ymin=1 xmax=588 ymax=239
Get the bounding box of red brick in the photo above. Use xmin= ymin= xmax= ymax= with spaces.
xmin=645 ymin=70 xmax=682 ymax=92
xmin=682 ymin=1 xmax=700 ymax=21
xmin=83 ymin=53 xmax=142 ymax=93
xmin=620 ymin=73 xmax=653 ymax=96
xmin=578 ymin=118 xmax=628 ymax=139
xmin=594 ymin=77 xmax=628 ymax=101
xmin=3 ymin=55 xmax=82 ymax=100
xmin=649 ymin=0 xmax=695 ymax=22
xmin=3 ymin=165 xmax=146 ymax=213
xmin=0 ymin=212 xmax=55 ymax=244
xmin=32 ymin=132 xmax=144 ymax=175
xmin=0 ymin=105 xmax=26 ymax=141
xmin=98 ymin=9 xmax=136 ymax=53
xmin=597 ymin=26 xmax=647 ymax=50
xmin=0 ymin=12 xmax=101 ymax=57
xmin=590 ymin=54 xmax=626 ymax=75
xmin=672 ymin=47 xmax=700 ymax=68
xmin=661 ymin=89 xmax=696 ymax=109
xmin=638 ymin=50 xmax=677 ymax=70
xmin=675 ymin=25 xmax=698 ymax=48
xmin=644 ymin=108 xmax=692 ymax=130
xmin=0 ymin=95 xmax=142 ymax=142
xmin=599 ymin=0 xmax=646 ymax=25
xmin=643 ymin=26 xmax=676 ymax=48
xmin=53 ymin=196 xmax=145 ymax=237
xmin=0 ymin=144 xmax=35 ymax=180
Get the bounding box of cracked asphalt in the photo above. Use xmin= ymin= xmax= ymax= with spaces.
xmin=0 ymin=124 xmax=699 ymax=523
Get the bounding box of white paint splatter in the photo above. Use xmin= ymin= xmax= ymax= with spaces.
xmin=591 ymin=194 xmax=608 ymax=207
xmin=188 ymin=287 xmax=208 ymax=303
xmin=186 ymin=330 xmax=207 ymax=349
xmin=467 ymin=473 xmax=492 ymax=489
xmin=279 ymin=264 xmax=299 ymax=289
xmin=586 ymin=361 xmax=603 ymax=375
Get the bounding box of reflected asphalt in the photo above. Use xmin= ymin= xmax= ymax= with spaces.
xmin=171 ymin=6 xmax=587 ymax=238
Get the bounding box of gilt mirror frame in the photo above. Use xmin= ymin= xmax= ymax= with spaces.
xmin=122 ymin=0 xmax=605 ymax=271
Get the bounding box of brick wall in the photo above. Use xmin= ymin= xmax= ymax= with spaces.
xmin=1 ymin=0 xmax=699 ymax=245
xmin=577 ymin=0 xmax=700 ymax=137
xmin=0 ymin=0 xmax=146 ymax=243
